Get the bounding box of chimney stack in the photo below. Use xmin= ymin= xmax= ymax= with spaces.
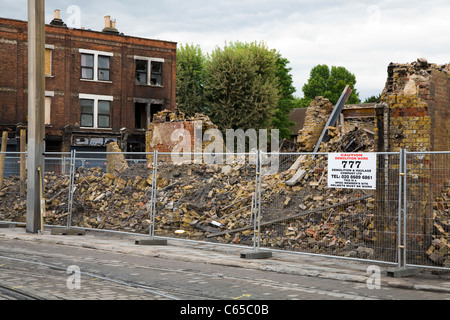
xmin=104 ymin=15 xmax=111 ymax=29
xmin=50 ymin=8 xmax=67 ymax=27
xmin=102 ymin=15 xmax=119 ymax=35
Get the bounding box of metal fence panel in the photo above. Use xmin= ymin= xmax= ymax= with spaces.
xmin=66 ymin=152 xmax=152 ymax=234
xmin=43 ymin=153 xmax=72 ymax=227
xmin=405 ymin=151 xmax=450 ymax=269
xmin=258 ymin=152 xmax=401 ymax=264
xmin=152 ymin=152 xmax=259 ymax=248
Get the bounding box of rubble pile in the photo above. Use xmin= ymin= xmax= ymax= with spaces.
xmin=317 ymin=127 xmax=374 ymax=153
xmin=0 ymin=154 xmax=377 ymax=256
xmin=426 ymin=178 xmax=450 ymax=267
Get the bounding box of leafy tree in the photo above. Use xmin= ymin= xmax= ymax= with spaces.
xmin=176 ymin=43 xmax=206 ymax=116
xmin=272 ymin=55 xmax=297 ymax=139
xmin=299 ymin=64 xmax=361 ymax=108
xmin=204 ymin=41 xmax=279 ymax=132
xmin=364 ymin=93 xmax=381 ymax=103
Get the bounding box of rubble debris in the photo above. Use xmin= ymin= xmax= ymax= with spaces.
xmin=426 ymin=178 xmax=450 ymax=267
xmin=0 ymin=153 xmax=377 ymax=258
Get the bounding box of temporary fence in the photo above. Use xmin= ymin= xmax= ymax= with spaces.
xmin=257 ymin=152 xmax=404 ymax=266
xmin=149 ymin=152 xmax=259 ymax=249
xmin=403 ymin=151 xmax=450 ymax=269
xmin=0 ymin=150 xmax=448 ymax=270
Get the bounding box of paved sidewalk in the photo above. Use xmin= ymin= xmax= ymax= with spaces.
xmin=1 ymin=226 xmax=450 ymax=295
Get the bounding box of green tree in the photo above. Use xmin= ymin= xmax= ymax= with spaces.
xmin=299 ymin=64 xmax=361 ymax=108
xmin=176 ymin=43 xmax=206 ymax=116
xmin=204 ymin=41 xmax=280 ymax=132
xmin=272 ymin=54 xmax=297 ymax=139
xmin=364 ymin=93 xmax=381 ymax=103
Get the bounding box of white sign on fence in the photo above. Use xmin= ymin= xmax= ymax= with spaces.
xmin=328 ymin=153 xmax=376 ymax=190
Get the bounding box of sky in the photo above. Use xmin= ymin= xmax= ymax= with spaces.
xmin=2 ymin=0 xmax=450 ymax=101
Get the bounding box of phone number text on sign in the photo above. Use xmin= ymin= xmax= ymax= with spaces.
xmin=327 ymin=153 xmax=376 ymax=190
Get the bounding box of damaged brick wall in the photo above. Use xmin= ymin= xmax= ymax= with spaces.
xmin=296 ymin=97 xmax=334 ymax=151
xmin=374 ymin=59 xmax=450 ymax=264
xmin=145 ymin=110 xmax=219 ymax=157
xmin=375 ymin=58 xmax=450 ymax=152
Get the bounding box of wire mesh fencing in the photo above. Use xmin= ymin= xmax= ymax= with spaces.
xmin=1 ymin=149 xmax=448 ymax=270
xmin=65 ymin=151 xmax=152 ymax=233
xmin=258 ymin=152 xmax=402 ymax=264
xmin=405 ymin=151 xmax=450 ymax=269
xmin=43 ymin=153 xmax=72 ymax=228
xmin=151 ymin=152 xmax=259 ymax=248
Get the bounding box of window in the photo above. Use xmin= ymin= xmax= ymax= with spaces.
xmin=79 ymin=49 xmax=113 ymax=82
xmin=80 ymin=99 xmax=94 ymax=127
xmin=134 ymin=56 xmax=164 ymax=86
xmin=135 ymin=103 xmax=147 ymax=129
xmin=79 ymin=94 xmax=113 ymax=129
xmin=45 ymin=91 xmax=54 ymax=125
xmin=45 ymin=44 xmax=54 ymax=76
xmin=81 ymin=54 xmax=94 ymax=80
xmin=136 ymin=60 xmax=147 ymax=85
xmin=97 ymin=101 xmax=111 ymax=128
xmin=134 ymin=102 xmax=162 ymax=129
xmin=45 ymin=97 xmax=52 ymax=125
xmin=98 ymin=56 xmax=110 ymax=81
xmin=151 ymin=61 xmax=162 ymax=86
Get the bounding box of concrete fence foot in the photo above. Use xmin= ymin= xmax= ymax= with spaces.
xmin=135 ymin=239 xmax=168 ymax=246
xmin=240 ymin=251 xmax=272 ymax=259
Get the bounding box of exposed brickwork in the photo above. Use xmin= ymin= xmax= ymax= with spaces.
xmin=374 ymin=59 xmax=450 ymax=261
xmin=375 ymin=59 xmax=450 ymax=153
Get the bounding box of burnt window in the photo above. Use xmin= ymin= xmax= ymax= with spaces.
xmin=135 ymin=103 xmax=147 ymax=129
xmin=151 ymin=61 xmax=162 ymax=86
xmin=135 ymin=58 xmax=164 ymax=86
xmin=136 ymin=60 xmax=148 ymax=85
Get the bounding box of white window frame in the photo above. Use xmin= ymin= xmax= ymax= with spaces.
xmin=79 ymin=49 xmax=113 ymax=82
xmin=79 ymin=93 xmax=113 ymax=129
xmin=134 ymin=56 xmax=164 ymax=86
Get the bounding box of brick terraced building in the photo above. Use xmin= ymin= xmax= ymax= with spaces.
xmin=0 ymin=11 xmax=176 ymax=153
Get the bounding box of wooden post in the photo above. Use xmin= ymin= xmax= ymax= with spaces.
xmin=20 ymin=129 xmax=26 ymax=195
xmin=0 ymin=131 xmax=7 ymax=189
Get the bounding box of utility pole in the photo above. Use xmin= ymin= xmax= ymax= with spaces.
xmin=26 ymin=0 xmax=45 ymax=233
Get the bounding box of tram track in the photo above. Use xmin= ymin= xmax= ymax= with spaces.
xmin=0 ymin=253 xmax=184 ymax=300
xmin=0 ymin=251 xmax=375 ymax=301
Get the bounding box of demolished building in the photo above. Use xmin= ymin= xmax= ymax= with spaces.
xmin=0 ymin=58 xmax=448 ymax=267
